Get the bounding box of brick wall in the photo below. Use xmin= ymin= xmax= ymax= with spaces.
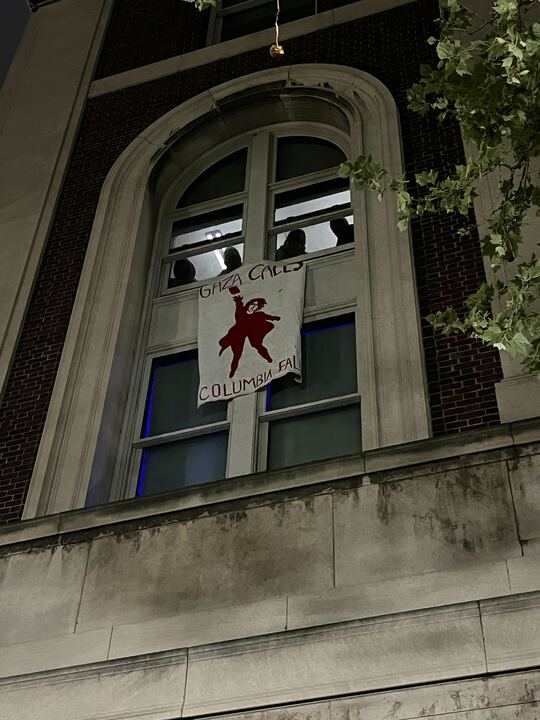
xmin=0 ymin=0 xmax=502 ymax=522
xmin=94 ymin=0 xmax=209 ymax=78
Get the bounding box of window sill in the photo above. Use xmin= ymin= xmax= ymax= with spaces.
xmin=1 ymin=418 xmax=538 ymax=550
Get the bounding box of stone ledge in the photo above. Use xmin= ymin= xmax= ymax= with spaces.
xmin=2 ymin=556 xmax=540 ymax=683
xmin=1 ymin=418 xmax=539 ymax=549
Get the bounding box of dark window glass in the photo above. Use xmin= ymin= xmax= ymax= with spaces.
xmin=137 ymin=432 xmax=229 ymax=496
xmin=177 ymin=149 xmax=247 ymax=208
xmin=268 ymin=315 xmax=356 ymax=411
xmin=274 ymin=177 xmax=350 ymax=226
xmin=142 ymin=352 xmax=227 ymax=438
xmin=267 ymin=404 xmax=362 ymax=470
xmin=170 ymin=204 xmax=243 ymax=252
xmin=220 ymin=0 xmax=314 ymax=42
xmin=276 ymin=137 xmax=346 ymax=182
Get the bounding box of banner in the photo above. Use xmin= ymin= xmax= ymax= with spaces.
xmin=197 ymin=261 xmax=306 ymax=405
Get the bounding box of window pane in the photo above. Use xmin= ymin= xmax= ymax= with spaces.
xmin=220 ymin=0 xmax=314 ymax=41
xmin=137 ymin=432 xmax=229 ymax=496
xmin=274 ymin=214 xmax=354 ymax=260
xmin=276 ymin=137 xmax=346 ymax=182
xmin=177 ymin=149 xmax=247 ymax=208
xmin=267 ymin=404 xmax=361 ymax=471
xmin=268 ymin=316 xmax=356 ymax=410
xmin=170 ymin=205 xmax=243 ymax=252
xmin=168 ymin=243 xmax=244 ymax=288
xmin=274 ymin=178 xmax=350 ymax=225
xmin=143 ymin=352 xmax=227 ymax=438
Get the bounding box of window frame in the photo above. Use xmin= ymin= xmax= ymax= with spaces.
xmin=257 ymin=309 xmax=361 ymax=472
xmin=119 ymin=125 xmax=362 ymax=497
xmin=207 ymin=0 xmax=318 ymax=46
xmin=128 ymin=346 xmax=233 ymax=497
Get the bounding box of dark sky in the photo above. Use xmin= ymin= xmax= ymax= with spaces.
xmin=0 ymin=0 xmax=30 ymax=89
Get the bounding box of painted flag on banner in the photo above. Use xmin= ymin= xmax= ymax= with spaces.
xmin=197 ymin=261 xmax=306 ymax=406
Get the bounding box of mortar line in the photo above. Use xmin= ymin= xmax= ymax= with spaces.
xmin=505 ymin=559 xmax=512 ymax=593
xmin=180 ymin=648 xmax=190 ymax=717
xmin=477 ymin=600 xmax=489 ymax=675
xmin=73 ymin=542 xmax=92 ymax=632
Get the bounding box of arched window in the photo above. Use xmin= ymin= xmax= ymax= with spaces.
xmin=120 ymin=129 xmax=362 ymax=498
xmin=24 ymin=67 xmax=430 ymax=518
xmin=162 ymin=135 xmax=350 ymax=292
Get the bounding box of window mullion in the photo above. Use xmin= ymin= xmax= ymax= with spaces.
xmin=243 ymin=132 xmax=270 ymax=262
xmin=226 ymin=132 xmax=271 ymax=477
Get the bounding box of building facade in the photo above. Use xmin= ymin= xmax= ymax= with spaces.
xmin=0 ymin=0 xmax=539 ymax=717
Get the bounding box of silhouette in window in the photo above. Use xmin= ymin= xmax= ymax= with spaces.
xmin=170 ymin=259 xmax=196 ymax=287
xmin=330 ymin=217 xmax=354 ymax=246
xmin=219 ymin=247 xmax=243 ymax=275
xmin=276 ymin=229 xmax=306 ymax=261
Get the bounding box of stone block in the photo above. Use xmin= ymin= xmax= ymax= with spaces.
xmin=507 ymin=556 xmax=540 ymax=594
xmin=0 ymin=542 xmax=88 ymax=646
xmin=482 ymin=592 xmax=540 ymax=672
xmin=77 ymin=495 xmax=333 ymax=631
xmin=109 ymin=597 xmax=286 ymax=659
xmin=0 ymin=653 xmax=186 ymax=720
xmin=288 ymin=561 xmax=510 ymax=630
xmin=334 ymin=463 xmax=520 ymax=586
xmin=183 ymin=604 xmax=485 ymax=715
xmin=0 ymin=628 xmax=110 ymax=679
xmin=509 ymin=453 xmax=540 ymax=541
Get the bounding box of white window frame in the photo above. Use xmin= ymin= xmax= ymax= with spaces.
xmin=23 ymin=66 xmax=431 ymax=519
xmin=121 ymin=126 xmax=361 ymax=498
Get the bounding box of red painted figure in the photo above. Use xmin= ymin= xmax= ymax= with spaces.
xmin=218 ymin=287 xmax=281 ymax=378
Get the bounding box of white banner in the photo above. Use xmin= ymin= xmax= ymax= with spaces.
xmin=197 ymin=261 xmax=306 ymax=405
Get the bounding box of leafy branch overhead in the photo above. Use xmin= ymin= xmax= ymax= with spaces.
xmin=184 ymin=0 xmax=216 ymax=10
xmin=339 ymin=0 xmax=540 ymax=373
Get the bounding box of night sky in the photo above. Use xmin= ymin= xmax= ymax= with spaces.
xmin=0 ymin=0 xmax=30 ymax=89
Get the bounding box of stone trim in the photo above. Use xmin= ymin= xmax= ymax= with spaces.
xmin=1 ymin=579 xmax=540 ymax=710
xmin=22 ymin=64 xmax=430 ymax=520
xmin=2 ymin=417 xmax=539 ymax=549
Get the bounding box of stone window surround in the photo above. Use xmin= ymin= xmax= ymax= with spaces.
xmin=22 ymin=65 xmax=430 ymax=520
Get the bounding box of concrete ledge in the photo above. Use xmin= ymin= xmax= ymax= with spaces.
xmin=183 ymin=604 xmax=486 ymax=714
xmin=1 ymin=419 xmax=539 ymax=549
xmin=482 ymin=592 xmax=540 ymax=672
xmin=88 ymin=0 xmax=419 ymax=98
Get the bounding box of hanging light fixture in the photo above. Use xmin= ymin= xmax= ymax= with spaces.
xmin=269 ymin=0 xmax=285 ymax=58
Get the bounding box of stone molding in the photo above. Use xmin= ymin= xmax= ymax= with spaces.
xmin=3 ymin=419 xmax=537 ymax=548
xmin=1 ymin=584 xmax=540 ymax=716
